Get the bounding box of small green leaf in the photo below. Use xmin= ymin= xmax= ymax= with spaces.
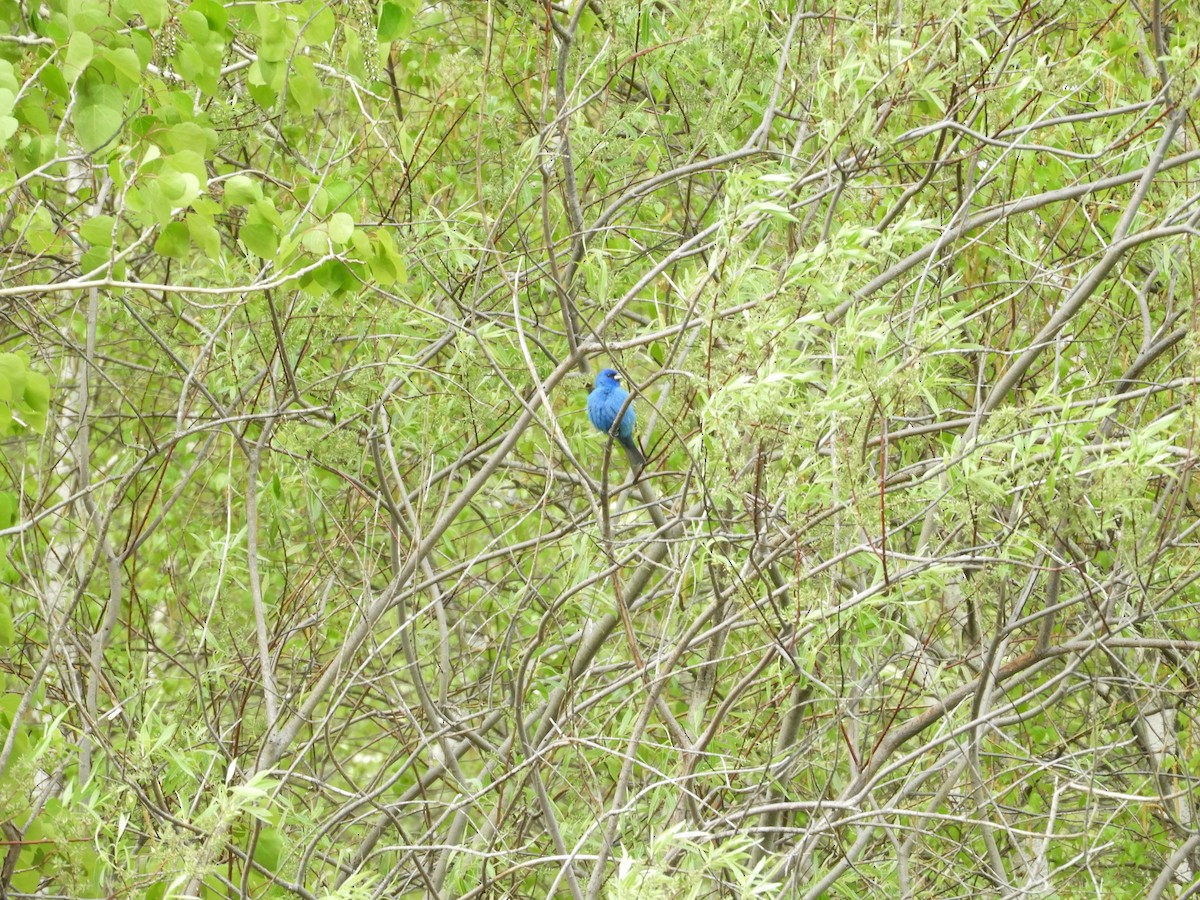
xmin=286 ymin=57 xmax=322 ymax=116
xmin=24 ymin=371 xmax=49 ymax=409
xmin=301 ymin=227 xmax=326 ymax=254
xmin=327 ymin=212 xmax=354 ymax=245
xmin=0 ymin=354 xmax=27 ymax=399
xmin=157 ymin=171 xmax=193 ymax=204
xmin=241 ymin=223 xmax=278 ymax=259
xmin=74 ymin=81 xmax=123 ymax=152
xmin=187 ymin=214 xmax=220 ymax=259
xmin=253 ymin=826 xmax=283 ymax=870
xmin=81 ymin=215 xmax=116 ymax=247
xmin=349 ymin=229 xmax=371 ymax=255
xmin=189 ymin=0 xmax=228 ymax=32
xmin=80 ymin=246 xmax=109 ymax=276
xmin=377 ymin=1 xmax=414 ymax=41
xmin=131 ymin=30 xmax=154 ymax=67
xmin=132 ymin=0 xmax=167 ymax=26
xmin=154 ymin=221 xmax=190 ymax=258
xmin=10 ymin=862 xmax=38 ymax=894
xmin=0 ymin=492 xmax=15 ymax=534
xmin=104 ymin=47 xmax=143 ymax=86
xmin=368 ymin=228 xmax=405 ymax=286
xmin=222 ymin=174 xmax=261 ymax=207
xmin=164 ymin=122 xmax=210 ymax=155
xmin=252 ymin=197 xmax=284 ymax=229
xmin=179 ymin=9 xmax=210 ymax=40
xmin=367 ymin=250 xmax=396 ymax=285
xmin=64 ymin=31 xmax=95 ymax=82
xmin=307 ymin=6 xmax=335 ymax=44
xmin=39 ymin=64 xmax=69 ymax=100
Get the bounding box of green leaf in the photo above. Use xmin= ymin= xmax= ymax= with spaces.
xmin=377 ymin=0 xmax=414 ymax=41
xmin=64 ymin=31 xmax=95 ymax=82
xmin=15 ymin=99 xmax=49 ymax=135
xmin=70 ymin=5 xmax=117 ymax=32
xmin=0 ymin=354 xmax=26 ymax=400
xmin=167 ymin=150 xmax=208 ymax=187
xmin=39 ymin=64 xmax=69 ymax=100
xmin=131 ymin=30 xmax=154 ymax=67
xmin=179 ymin=8 xmax=210 ymax=40
xmin=157 ymin=170 xmax=195 ymax=204
xmin=303 ymin=258 xmax=354 ymax=294
xmin=286 ymin=57 xmax=323 ymax=116
xmin=253 ymin=826 xmax=283 ymax=870
xmin=223 ymin=175 xmax=261 ymax=207
xmin=23 ymin=371 xmax=50 ymax=431
xmin=80 ymin=246 xmax=109 ymax=276
xmin=307 ymin=6 xmax=335 ymax=44
xmin=246 ymin=60 xmax=278 ymax=107
xmin=189 ymin=0 xmax=228 ymax=32
xmin=81 ymin=215 xmax=116 ymax=247
xmin=301 ymin=227 xmax=327 ymax=254
xmin=252 ymin=197 xmax=284 ymax=229
xmin=164 ymin=123 xmax=212 ymax=156
xmin=327 ymin=212 xmax=354 ymax=245
xmin=132 ymin=0 xmax=167 ymax=26
xmin=256 ymin=4 xmax=297 ymax=62
xmin=0 ymin=492 xmax=15 ymax=534
xmin=154 ymin=221 xmax=190 ymax=259
xmin=241 ymin=223 xmax=278 ymax=259
xmin=371 ymin=229 xmax=406 ymax=285
xmin=104 ymin=47 xmax=143 ymax=86
xmin=74 ymin=81 xmax=123 ymax=152
xmin=176 ymin=41 xmax=219 ymax=96
xmin=187 ymin=214 xmax=220 ymax=259
xmin=10 ymin=862 xmax=38 ymax=895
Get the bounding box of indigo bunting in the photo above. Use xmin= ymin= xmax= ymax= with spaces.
xmin=587 ymin=368 xmax=646 ymax=468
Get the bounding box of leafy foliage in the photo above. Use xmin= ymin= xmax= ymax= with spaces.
xmin=1 ymin=0 xmax=1199 ymax=896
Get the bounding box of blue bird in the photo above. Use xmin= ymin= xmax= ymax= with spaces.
xmin=587 ymin=368 xmax=646 ymax=469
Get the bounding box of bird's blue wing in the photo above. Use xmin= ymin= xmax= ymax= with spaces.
xmin=587 ymin=387 xmax=611 ymax=433
xmin=617 ymin=400 xmax=636 ymax=442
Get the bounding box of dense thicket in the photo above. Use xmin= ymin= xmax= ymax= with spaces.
xmin=1 ymin=0 xmax=1199 ymax=896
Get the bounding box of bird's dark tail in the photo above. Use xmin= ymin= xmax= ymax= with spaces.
xmin=620 ymin=436 xmax=646 ymax=469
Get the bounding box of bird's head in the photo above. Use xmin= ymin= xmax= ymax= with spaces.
xmin=595 ymin=368 xmax=621 ymax=389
